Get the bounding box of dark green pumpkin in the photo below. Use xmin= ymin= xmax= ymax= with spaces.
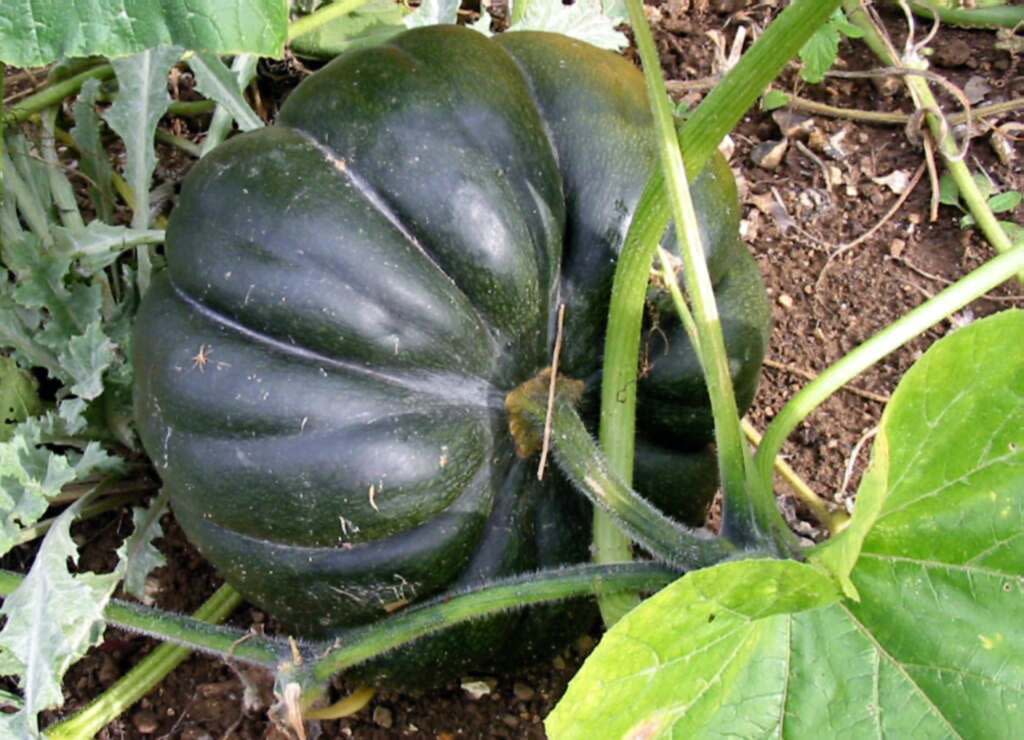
xmin=133 ymin=26 xmax=770 ymax=681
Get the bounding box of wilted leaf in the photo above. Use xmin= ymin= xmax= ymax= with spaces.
xmin=0 ymin=357 xmax=41 ymax=442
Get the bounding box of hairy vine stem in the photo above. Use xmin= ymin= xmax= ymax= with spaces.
xmin=595 ymin=0 xmax=844 ymax=624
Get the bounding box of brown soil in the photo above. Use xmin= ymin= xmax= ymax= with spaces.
xmin=8 ymin=2 xmax=1024 ymax=738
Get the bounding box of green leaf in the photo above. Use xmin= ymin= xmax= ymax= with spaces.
xmin=972 ymin=171 xmax=996 ymax=200
xmin=54 ymin=221 xmax=166 ymax=276
xmin=118 ymin=492 xmax=168 ymax=604
xmin=71 ymin=79 xmax=116 ymax=223
xmin=0 ymin=493 xmax=125 ymax=737
xmin=58 ymin=321 xmax=116 ymax=401
xmin=104 ymin=46 xmax=182 ymax=293
xmin=547 ymin=560 xmax=840 ymax=738
xmin=797 ymin=10 xmax=860 ymax=84
xmin=0 ymin=0 xmax=288 ymax=67
xmin=987 ymin=190 xmax=1022 ymax=214
xmin=1001 ymin=220 xmax=1024 ymax=246
xmin=508 ymin=0 xmax=628 ymax=51
xmin=403 ymin=0 xmax=460 ymax=28
xmin=291 ymin=0 xmax=406 ymax=58
xmin=188 ymin=53 xmax=264 ymax=133
xmin=798 ymin=18 xmax=841 ymax=83
xmin=938 ymin=172 xmax=961 ymax=208
xmin=0 ymin=401 xmax=123 ymax=558
xmin=553 ymin=312 xmax=1024 ymax=738
xmin=814 ymin=309 xmax=1024 ymax=597
xmin=0 ymin=357 xmax=41 ymax=442
xmin=0 ymin=281 xmax=61 ymax=380
xmin=4 ymin=233 xmax=85 ymax=338
xmin=761 ymin=89 xmax=791 ymax=111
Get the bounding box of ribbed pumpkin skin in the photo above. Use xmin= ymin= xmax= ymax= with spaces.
xmin=133 ymin=26 xmax=770 ymax=678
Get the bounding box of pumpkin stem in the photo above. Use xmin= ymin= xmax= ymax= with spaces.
xmin=506 ymin=378 xmax=739 ymax=570
xmin=505 ymin=367 xmax=584 ymax=459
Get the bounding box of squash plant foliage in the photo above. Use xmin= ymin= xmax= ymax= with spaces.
xmin=0 ymin=0 xmax=1022 ymax=736
xmin=133 ymin=25 xmax=769 ymax=677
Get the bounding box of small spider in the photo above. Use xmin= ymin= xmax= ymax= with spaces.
xmin=191 ymin=344 xmax=212 ymax=372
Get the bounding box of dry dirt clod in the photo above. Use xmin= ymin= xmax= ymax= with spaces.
xmin=777 ymin=293 xmax=794 ymax=309
xmin=750 ymin=139 xmax=788 ymax=170
xmin=932 ymin=38 xmax=971 ymax=68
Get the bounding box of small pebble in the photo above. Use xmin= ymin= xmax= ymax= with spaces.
xmin=501 ymin=713 xmax=520 ymax=728
xmin=750 ymin=140 xmax=788 ymax=170
xmin=889 ymin=239 xmax=906 ymax=258
xmin=513 ymin=682 xmax=536 ymax=702
xmin=373 ymin=705 xmax=394 ymax=729
xmin=777 ymin=293 xmax=794 ymax=309
xmin=461 ymin=679 xmax=492 ymax=699
xmin=552 ymin=655 xmax=567 ymax=671
xmin=932 ymin=39 xmax=970 ymax=68
xmin=132 ymin=710 xmax=159 ymax=735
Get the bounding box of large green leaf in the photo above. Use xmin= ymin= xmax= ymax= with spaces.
xmin=546 ymin=560 xmax=840 ymax=738
xmin=0 ymin=0 xmax=288 ymax=67
xmin=815 ymin=309 xmax=1024 ymax=594
xmin=549 ymin=310 xmax=1024 ymax=738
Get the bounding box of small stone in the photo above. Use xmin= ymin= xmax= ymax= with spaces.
xmin=889 ymin=239 xmax=906 ymax=258
xmin=717 ymin=134 xmax=736 ymax=161
xmin=750 ymin=139 xmax=788 ymax=170
xmin=990 ymin=130 xmax=1016 ymax=167
xmin=372 ymin=705 xmax=394 ymax=729
xmin=513 ymin=682 xmax=536 ymax=702
xmin=771 ymin=110 xmax=814 ymax=139
xmin=461 ymin=679 xmax=492 ymax=699
xmin=132 ymin=711 xmax=159 ymax=734
xmin=777 ymin=293 xmax=794 ymax=309
xmin=501 ymin=713 xmax=520 ymax=728
xmin=552 ymin=655 xmax=567 ymax=671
